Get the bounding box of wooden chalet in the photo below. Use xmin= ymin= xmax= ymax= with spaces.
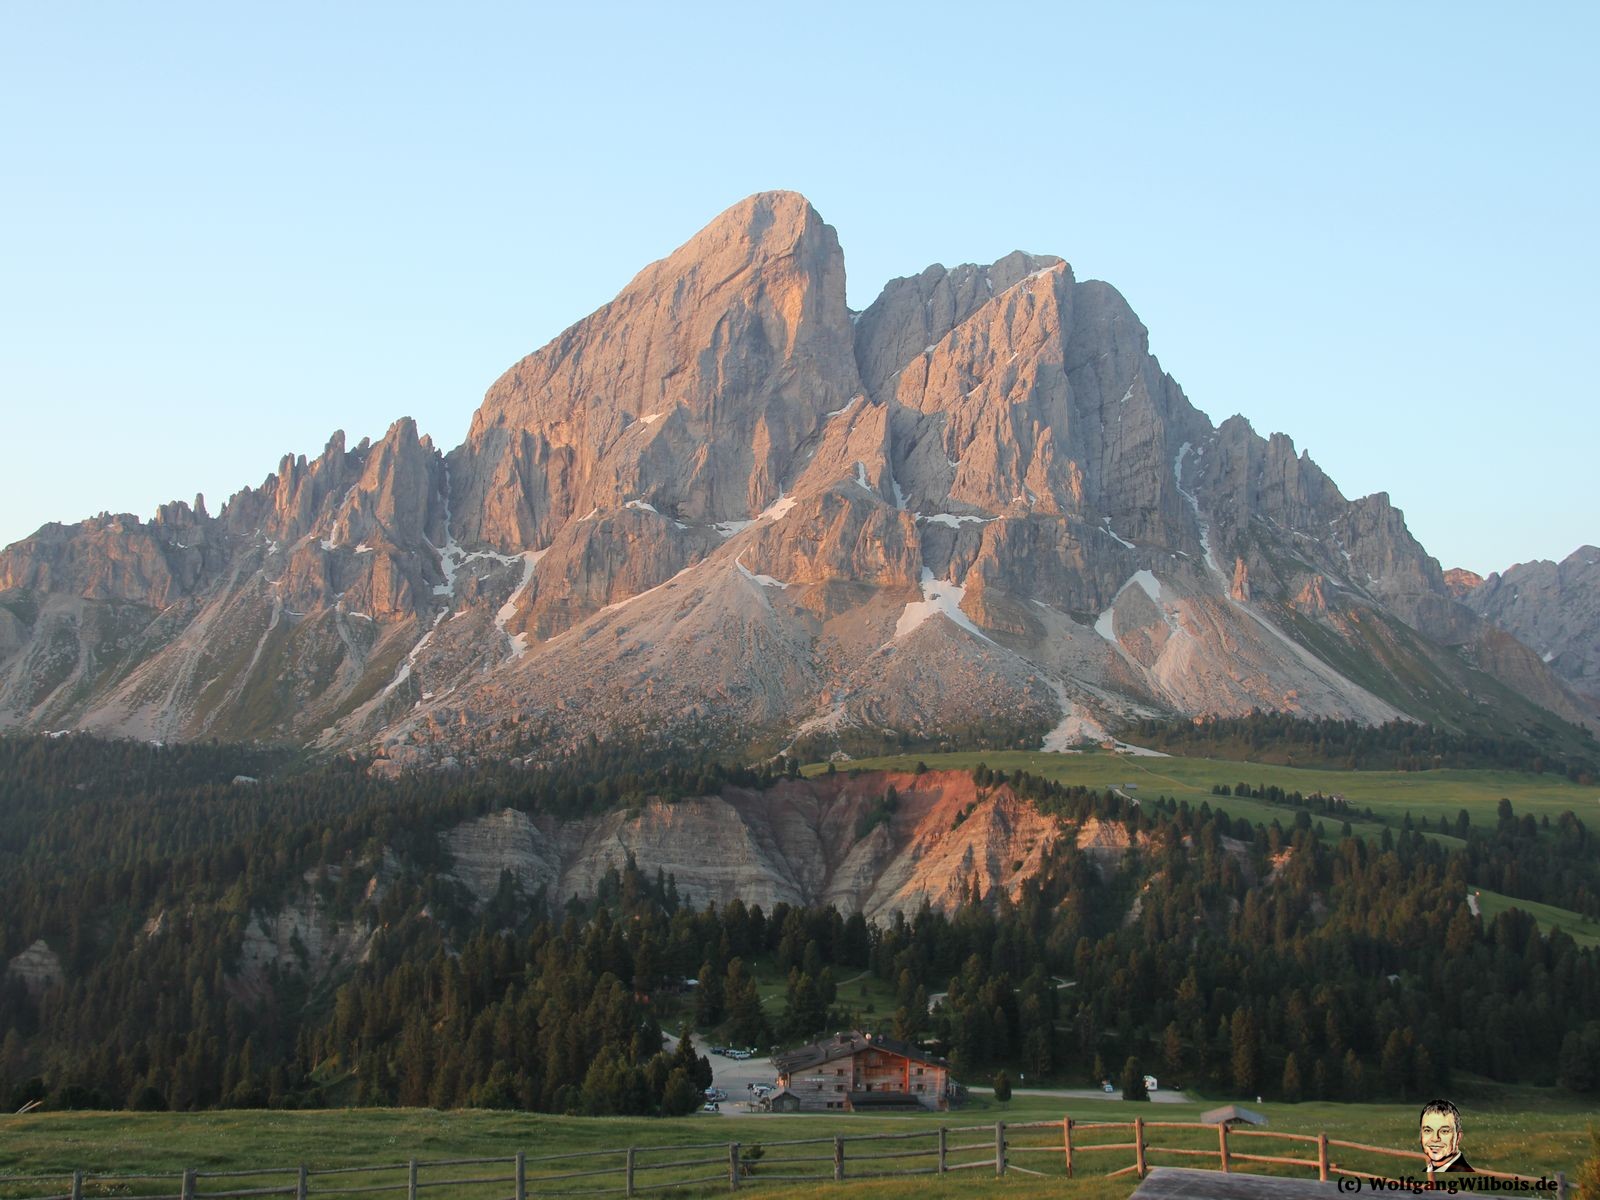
xmin=770 ymin=1031 xmax=956 ymax=1112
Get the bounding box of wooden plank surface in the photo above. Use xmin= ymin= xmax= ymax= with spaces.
xmin=1132 ymin=1166 xmax=1343 ymax=1199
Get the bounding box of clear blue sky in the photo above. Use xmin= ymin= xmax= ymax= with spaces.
xmin=3 ymin=1 xmax=1595 ymax=576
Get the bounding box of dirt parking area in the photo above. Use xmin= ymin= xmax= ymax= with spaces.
xmin=663 ymin=1032 xmax=781 ymax=1115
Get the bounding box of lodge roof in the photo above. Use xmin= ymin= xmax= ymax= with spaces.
xmin=773 ymin=1031 xmax=948 ymax=1074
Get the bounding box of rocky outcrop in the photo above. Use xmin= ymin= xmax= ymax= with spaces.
xmin=0 ymin=418 xmax=503 ymax=742
xmin=510 ymin=507 xmax=724 ymax=640
xmin=231 ymin=867 xmax=382 ymax=999
xmin=448 ymin=191 xmax=862 ymax=551
xmin=5 ymin=939 xmax=63 ymax=997
xmin=1459 ymin=548 xmax=1600 ymax=704
xmin=854 ymin=252 xmax=1063 ymax=402
xmin=441 ymin=771 xmax=1062 ymax=923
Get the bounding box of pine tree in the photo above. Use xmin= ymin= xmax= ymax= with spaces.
xmin=1342 ymin=1050 xmax=1366 ymax=1101
xmin=1282 ymin=1053 xmax=1303 ymax=1102
xmin=724 ymin=959 xmax=768 ymax=1047
xmin=1121 ymin=1057 xmax=1148 ymax=1101
xmin=672 ymin=1027 xmax=712 ymax=1091
xmin=661 ymin=1067 xmax=701 ymax=1116
xmin=1381 ymin=1029 xmax=1411 ymax=1099
xmin=1231 ymin=1009 xmax=1260 ymax=1094
xmin=1162 ymin=1022 xmax=1185 ymax=1079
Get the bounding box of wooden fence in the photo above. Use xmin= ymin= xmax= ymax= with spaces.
xmin=1065 ymin=1117 xmax=1568 ymax=1196
xmin=0 ymin=1118 xmax=1571 ymax=1199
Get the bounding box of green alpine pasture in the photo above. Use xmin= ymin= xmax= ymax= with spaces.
xmin=814 ymin=748 xmax=1599 ymax=832
xmin=802 ymin=747 xmax=1600 ymax=948
xmin=2 ymin=1092 xmax=1595 ymax=1199
xmin=1472 ymin=888 xmax=1600 ymax=949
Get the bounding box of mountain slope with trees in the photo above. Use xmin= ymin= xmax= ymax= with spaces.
xmin=3 ymin=734 xmax=1599 ymax=1112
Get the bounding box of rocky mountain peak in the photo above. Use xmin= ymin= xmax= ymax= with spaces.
xmin=448 ymin=190 xmax=860 ymax=552
xmin=1443 ymin=567 xmax=1485 ymax=597
xmin=2 ymin=194 xmax=1594 ymax=756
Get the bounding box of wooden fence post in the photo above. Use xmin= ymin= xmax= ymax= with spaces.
xmin=1063 ymin=1116 xmax=1074 ymax=1178
xmin=296 ymin=1165 xmax=307 ymax=1200
xmin=1318 ymin=1133 xmax=1330 ymax=1182
xmin=1218 ymin=1122 xmax=1230 ymax=1173
xmin=514 ymin=1151 xmax=525 ymax=1200
xmin=406 ymin=1159 xmax=417 ymax=1200
xmin=1556 ymin=1172 xmax=1567 ymax=1200
xmin=996 ymin=1121 xmax=1007 ymax=1177
xmin=1135 ymin=1115 xmax=1147 ymax=1179
xmin=937 ymin=1127 xmax=947 ymax=1174
xmin=625 ymin=1147 xmax=636 ymax=1197
xmin=71 ymin=1171 xmax=82 ymax=1200
xmin=833 ymin=1135 xmax=844 ymax=1182
xmin=728 ymin=1143 xmax=739 ymax=1191
xmin=181 ymin=1169 xmax=195 ymax=1200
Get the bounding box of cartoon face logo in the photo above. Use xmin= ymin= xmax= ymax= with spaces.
xmin=1419 ymin=1100 xmax=1466 ymax=1172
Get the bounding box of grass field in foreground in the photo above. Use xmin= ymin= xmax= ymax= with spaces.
xmin=1 ymin=1092 xmax=1593 ymax=1199
xmin=811 ymin=749 xmax=1600 ymax=832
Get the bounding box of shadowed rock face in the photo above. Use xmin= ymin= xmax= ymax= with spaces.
xmin=2 ymin=191 xmax=1593 ymax=755
xmin=1457 ymin=547 xmax=1600 ymax=705
xmin=4 ymin=939 xmax=63 ymax=998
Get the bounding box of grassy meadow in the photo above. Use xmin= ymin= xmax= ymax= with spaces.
xmin=1473 ymin=888 xmax=1600 ymax=949
xmin=1 ymin=1092 xmax=1594 ymax=1200
xmin=814 ymin=748 xmax=1600 ymax=836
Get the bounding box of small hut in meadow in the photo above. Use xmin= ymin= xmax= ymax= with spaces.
xmin=1201 ymin=1104 xmax=1268 ymax=1127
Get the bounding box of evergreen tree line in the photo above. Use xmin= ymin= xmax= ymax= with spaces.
xmin=3 ymin=737 xmax=1600 ymax=1113
xmin=1195 ymin=784 xmax=1600 ymax=919
xmin=1133 ymin=712 xmax=1598 ymax=781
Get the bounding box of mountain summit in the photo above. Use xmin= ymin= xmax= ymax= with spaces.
xmin=1 ymin=193 xmax=1594 ymax=761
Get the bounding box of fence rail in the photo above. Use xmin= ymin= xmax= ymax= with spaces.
xmin=0 ymin=1118 xmax=1570 ymax=1200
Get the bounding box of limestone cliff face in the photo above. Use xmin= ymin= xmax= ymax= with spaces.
xmin=0 ymin=417 xmax=473 ymax=741
xmin=449 ymin=191 xmax=861 ymax=551
xmin=3 ymin=191 xmax=1592 ymax=752
xmin=853 ymin=252 xmax=1062 ymax=402
xmin=234 ymin=890 xmax=376 ymax=998
xmin=1459 ymin=548 xmax=1600 ymax=704
xmin=5 ymin=939 xmax=64 ymax=998
xmin=874 ymin=265 xmax=1204 ymax=539
xmin=510 ymin=508 xmax=724 ymax=641
xmin=440 ymin=771 xmax=1062 ymax=924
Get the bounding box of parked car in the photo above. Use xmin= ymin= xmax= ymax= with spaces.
xmin=701 ymin=1101 xmax=720 ymax=1113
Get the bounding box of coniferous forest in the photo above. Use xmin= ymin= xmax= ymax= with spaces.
xmin=2 ymin=732 xmax=1599 ymax=1115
